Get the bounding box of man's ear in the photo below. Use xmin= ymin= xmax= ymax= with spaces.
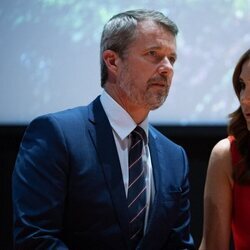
xmin=102 ymin=50 xmax=120 ymax=74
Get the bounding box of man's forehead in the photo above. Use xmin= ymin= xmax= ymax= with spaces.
xmin=133 ymin=21 xmax=176 ymax=48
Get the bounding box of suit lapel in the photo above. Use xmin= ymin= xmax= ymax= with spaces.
xmin=146 ymin=130 xmax=161 ymax=229
xmin=87 ymin=97 xmax=129 ymax=242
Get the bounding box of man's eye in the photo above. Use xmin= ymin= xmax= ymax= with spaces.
xmin=169 ymin=57 xmax=176 ymax=65
xmin=148 ymin=51 xmax=157 ymax=57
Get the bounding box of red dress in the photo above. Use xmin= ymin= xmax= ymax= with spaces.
xmin=229 ymin=136 xmax=250 ymax=250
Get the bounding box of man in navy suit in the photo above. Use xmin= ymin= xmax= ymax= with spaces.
xmin=13 ymin=9 xmax=194 ymax=249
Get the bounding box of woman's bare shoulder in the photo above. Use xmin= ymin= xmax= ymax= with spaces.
xmin=208 ymin=138 xmax=233 ymax=184
xmin=212 ymin=138 xmax=231 ymax=157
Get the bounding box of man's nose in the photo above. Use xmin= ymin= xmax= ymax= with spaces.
xmin=157 ymin=57 xmax=173 ymax=76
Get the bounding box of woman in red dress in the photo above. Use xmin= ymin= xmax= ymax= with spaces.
xmin=199 ymin=49 xmax=250 ymax=250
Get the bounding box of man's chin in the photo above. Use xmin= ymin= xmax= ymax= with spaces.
xmin=148 ymin=99 xmax=166 ymax=110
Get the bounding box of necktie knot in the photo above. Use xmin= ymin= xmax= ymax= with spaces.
xmin=131 ymin=126 xmax=147 ymax=145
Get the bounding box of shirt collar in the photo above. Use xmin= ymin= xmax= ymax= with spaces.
xmin=100 ymin=90 xmax=148 ymax=141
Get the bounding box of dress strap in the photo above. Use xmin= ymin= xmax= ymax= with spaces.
xmin=228 ymin=135 xmax=241 ymax=166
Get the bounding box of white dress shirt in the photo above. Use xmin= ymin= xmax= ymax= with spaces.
xmin=100 ymin=90 xmax=154 ymax=231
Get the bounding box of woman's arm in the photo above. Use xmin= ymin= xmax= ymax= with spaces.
xmin=199 ymin=138 xmax=233 ymax=250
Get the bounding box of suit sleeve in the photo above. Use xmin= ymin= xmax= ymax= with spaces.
xmin=164 ymin=146 xmax=195 ymax=250
xmin=12 ymin=115 xmax=69 ymax=249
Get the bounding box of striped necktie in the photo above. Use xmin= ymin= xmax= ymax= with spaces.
xmin=128 ymin=126 xmax=147 ymax=249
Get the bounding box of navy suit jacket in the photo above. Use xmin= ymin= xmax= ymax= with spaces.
xmin=13 ymin=97 xmax=194 ymax=249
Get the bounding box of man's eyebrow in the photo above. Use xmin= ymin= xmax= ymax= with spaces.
xmin=146 ymin=46 xmax=161 ymax=50
xmin=145 ymin=46 xmax=177 ymax=57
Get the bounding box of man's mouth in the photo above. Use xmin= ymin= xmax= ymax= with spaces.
xmin=149 ymin=81 xmax=167 ymax=88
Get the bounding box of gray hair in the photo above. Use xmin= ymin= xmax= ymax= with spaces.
xmin=100 ymin=9 xmax=179 ymax=87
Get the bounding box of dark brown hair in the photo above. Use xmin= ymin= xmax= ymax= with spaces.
xmin=228 ymin=49 xmax=250 ymax=184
